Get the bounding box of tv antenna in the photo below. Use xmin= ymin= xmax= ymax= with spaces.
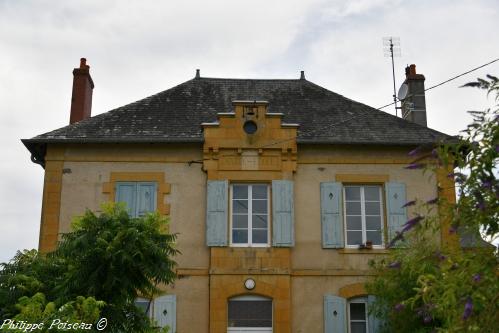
xmin=383 ymin=37 xmax=401 ymax=116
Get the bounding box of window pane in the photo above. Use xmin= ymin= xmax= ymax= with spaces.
xmin=233 ymin=230 xmax=248 ymax=244
xmin=346 ymin=202 xmax=361 ymax=215
xmin=252 ymin=230 xmax=268 ymax=244
xmin=364 ymin=186 xmax=380 ymax=201
xmin=350 ymin=322 xmax=367 ymax=333
xmin=233 ymin=215 xmax=248 ymax=228
xmin=233 ymin=185 xmax=248 ymax=199
xmin=252 ymin=200 xmax=268 ymax=214
xmin=253 ymin=215 xmax=267 ymax=228
xmin=366 ymin=216 xmax=381 ymax=230
xmin=252 ymin=185 xmax=267 ymax=199
xmin=347 ymin=231 xmax=363 ymax=245
xmin=233 ymin=200 xmax=248 ymax=214
xmin=345 ymin=187 xmax=361 ymax=200
xmin=228 ymin=300 xmax=272 ymax=327
xmin=135 ymin=300 xmax=150 ymax=315
xmin=366 ymin=230 xmax=382 ymax=245
xmin=350 ymin=303 xmax=366 ymax=320
xmin=346 ymin=216 xmax=362 ymax=230
xmin=365 ymin=202 xmax=380 ymax=215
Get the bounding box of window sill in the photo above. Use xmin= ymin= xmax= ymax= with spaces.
xmin=338 ymin=248 xmax=389 ymax=254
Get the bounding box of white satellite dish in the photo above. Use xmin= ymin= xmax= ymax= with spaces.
xmin=397 ymin=83 xmax=408 ymax=100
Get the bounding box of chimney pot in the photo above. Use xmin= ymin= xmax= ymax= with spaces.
xmin=410 ymin=64 xmax=416 ymax=76
xmin=195 ymin=69 xmax=200 ymax=78
xmin=300 ymin=70 xmax=305 ymax=80
xmin=70 ymin=58 xmax=94 ymax=124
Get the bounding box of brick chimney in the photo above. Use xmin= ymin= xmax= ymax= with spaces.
xmin=69 ymin=58 xmax=94 ymax=124
xmin=401 ymin=64 xmax=427 ymax=127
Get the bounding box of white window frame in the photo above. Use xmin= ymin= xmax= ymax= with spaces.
xmin=348 ymin=297 xmax=368 ymax=333
xmin=230 ymin=184 xmax=270 ymax=247
xmin=343 ymin=185 xmax=385 ymax=249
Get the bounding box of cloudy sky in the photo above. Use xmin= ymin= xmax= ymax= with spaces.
xmin=1 ymin=0 xmax=498 ymax=263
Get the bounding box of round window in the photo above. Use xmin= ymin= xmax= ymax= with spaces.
xmin=243 ymin=121 xmax=257 ymax=134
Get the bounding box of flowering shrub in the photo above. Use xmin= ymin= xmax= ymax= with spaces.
xmin=367 ymin=76 xmax=498 ymax=332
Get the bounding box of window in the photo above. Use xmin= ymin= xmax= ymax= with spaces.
xmin=115 ymin=181 xmax=157 ymax=217
xmin=228 ymin=295 xmax=272 ymax=332
xmin=348 ymin=297 xmax=368 ymax=333
xmin=230 ymin=184 xmax=270 ymax=246
xmin=344 ymin=185 xmax=384 ymax=248
xmin=134 ymin=298 xmax=152 ymax=317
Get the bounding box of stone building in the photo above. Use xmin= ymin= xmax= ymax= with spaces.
xmin=23 ymin=59 xmax=455 ymax=333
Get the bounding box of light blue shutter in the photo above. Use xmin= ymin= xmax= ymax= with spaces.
xmin=368 ymin=295 xmax=381 ymax=333
xmin=321 ymin=182 xmax=344 ymax=248
xmin=385 ymin=182 xmax=407 ymax=247
xmin=116 ymin=182 xmax=137 ymax=217
xmin=154 ymin=295 xmax=176 ymax=332
xmin=137 ymin=182 xmax=157 ymax=216
xmin=206 ymin=180 xmax=228 ymax=246
xmin=272 ymin=180 xmax=294 ymax=247
xmin=324 ymin=295 xmax=346 ymax=333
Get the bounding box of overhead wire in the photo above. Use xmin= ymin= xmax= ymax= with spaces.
xmin=377 ymin=57 xmax=499 ymax=110
xmin=192 ymin=58 xmax=499 ymax=163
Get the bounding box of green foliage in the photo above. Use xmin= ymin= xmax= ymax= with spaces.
xmin=1 ymin=293 xmax=104 ymax=333
xmin=1 ymin=204 xmax=179 ymax=333
xmin=0 ymin=250 xmax=65 ymax=319
xmin=367 ymin=76 xmax=499 ymax=332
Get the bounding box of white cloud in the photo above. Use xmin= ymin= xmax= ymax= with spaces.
xmin=1 ymin=0 xmax=498 ymax=262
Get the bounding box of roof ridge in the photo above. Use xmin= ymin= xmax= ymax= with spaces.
xmin=197 ymin=77 xmax=304 ymax=81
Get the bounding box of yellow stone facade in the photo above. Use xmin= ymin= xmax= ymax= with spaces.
xmin=35 ymin=101 xmax=454 ymax=332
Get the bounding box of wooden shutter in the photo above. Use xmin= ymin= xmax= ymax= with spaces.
xmin=137 ymin=182 xmax=157 ymax=216
xmin=320 ymin=182 xmax=344 ymax=248
xmin=206 ymin=180 xmax=228 ymax=246
xmin=272 ymin=180 xmax=294 ymax=247
xmin=368 ymin=295 xmax=381 ymax=333
xmin=324 ymin=295 xmax=346 ymax=333
xmin=154 ymin=295 xmax=176 ymax=332
xmin=385 ymin=182 xmax=407 ymax=247
xmin=116 ymin=182 xmax=137 ymax=217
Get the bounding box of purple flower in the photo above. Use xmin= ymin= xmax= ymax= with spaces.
xmin=431 ymin=149 xmax=439 ymax=158
xmin=462 ymin=297 xmax=473 ymax=320
xmin=402 ymin=200 xmax=416 ymax=208
xmin=495 ymin=145 xmax=499 ymax=153
xmin=435 ymin=251 xmax=447 ymax=261
xmin=475 ymin=201 xmax=486 ymax=211
xmin=482 ymin=180 xmax=493 ymax=189
xmin=387 ymin=231 xmax=405 ymax=248
xmin=408 ymin=146 xmax=423 ymax=157
xmin=426 ymin=197 xmax=439 ymax=205
xmin=405 ymin=163 xmax=426 ymax=170
xmin=401 ymin=215 xmax=424 ymax=232
xmin=394 ymin=303 xmax=405 ymax=312
xmin=449 ymin=225 xmax=458 ymax=234
xmin=472 ymin=274 xmax=481 ymax=283
xmin=388 ymin=261 xmax=401 ymax=269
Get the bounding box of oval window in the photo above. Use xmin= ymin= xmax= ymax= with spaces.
xmin=243 ymin=121 xmax=258 ymax=134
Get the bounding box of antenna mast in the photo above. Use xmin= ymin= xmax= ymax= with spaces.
xmin=383 ymin=37 xmax=401 ymax=116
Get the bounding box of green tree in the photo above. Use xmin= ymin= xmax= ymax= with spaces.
xmin=367 ymin=75 xmax=499 ymax=332
xmin=1 ymin=203 xmax=179 ymax=332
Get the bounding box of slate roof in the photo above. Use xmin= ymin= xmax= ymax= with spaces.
xmin=22 ymin=76 xmax=453 ymax=163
